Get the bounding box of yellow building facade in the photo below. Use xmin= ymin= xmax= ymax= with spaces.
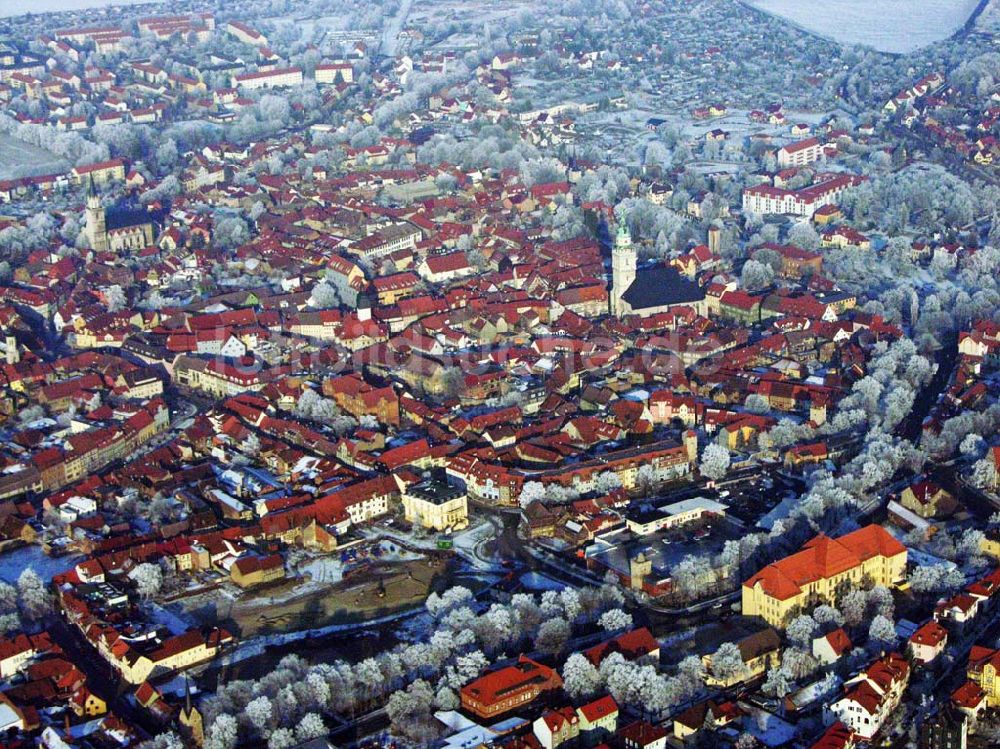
xmin=742 ymin=525 xmax=907 ymax=628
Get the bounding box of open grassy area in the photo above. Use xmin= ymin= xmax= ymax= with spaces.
xmin=0 ymin=137 xmax=68 ymax=180
xmin=223 ymin=556 xmax=449 ymax=637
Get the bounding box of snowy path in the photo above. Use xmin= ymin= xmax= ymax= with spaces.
xmin=380 ymin=0 xmax=413 ymax=57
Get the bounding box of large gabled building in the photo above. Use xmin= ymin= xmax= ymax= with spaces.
xmin=460 ymin=656 xmax=562 ymax=719
xmin=742 ymin=525 xmax=907 ymax=628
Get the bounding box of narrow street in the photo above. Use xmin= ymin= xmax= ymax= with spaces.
xmin=897 ymin=332 xmax=958 ymax=443
xmin=48 ymin=618 xmax=159 ymax=740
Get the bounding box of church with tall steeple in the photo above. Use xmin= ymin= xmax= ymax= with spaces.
xmin=84 ymin=177 xmax=156 ymax=253
xmin=608 ymin=220 xmax=708 ymax=319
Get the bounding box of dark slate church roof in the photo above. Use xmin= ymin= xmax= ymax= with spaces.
xmin=105 ymin=203 xmax=154 ymax=232
xmin=621 ymin=264 xmax=705 ymax=310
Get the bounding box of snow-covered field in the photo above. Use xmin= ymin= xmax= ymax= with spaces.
xmin=0 ymin=138 xmax=69 ymax=181
xmin=0 ymin=546 xmax=78 ymax=585
xmin=747 ymin=0 xmax=980 ymax=53
xmin=0 ymin=0 xmax=154 ymax=17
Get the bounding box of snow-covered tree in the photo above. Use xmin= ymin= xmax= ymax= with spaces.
xmin=105 ymin=284 xmax=127 ymax=312
xmin=741 ymin=259 xmax=773 ymax=291
xmin=518 ymin=481 xmax=547 ymax=508
xmin=213 ymin=215 xmax=250 ymax=249
xmin=708 ymin=642 xmax=747 ymax=682
xmin=535 ymin=617 xmax=571 ymax=654
xmin=16 ymin=568 xmax=50 ymax=621
xmin=761 ymin=666 xmax=791 ymax=697
xmin=787 ymin=221 xmax=820 ymax=250
xmin=562 ymin=653 xmax=602 ymax=700
xmin=813 ymin=605 xmax=844 ymax=627
xmin=309 ymin=281 xmax=340 ymax=309
xmin=294 ymin=713 xmax=325 ymax=744
xmin=594 ymin=472 xmax=623 ymax=494
xmin=699 ymin=444 xmax=731 ymax=482
xmin=960 ymin=434 xmax=985 ymax=458
xmin=839 ymin=589 xmax=869 ymax=627
xmin=137 ymin=733 xmax=185 ymax=749
xmin=205 ymin=714 xmax=239 ymax=749
xmin=130 ymin=563 xmax=163 ymax=600
xmin=868 ymin=615 xmax=897 ymax=650
xmin=267 ymin=729 xmax=296 ymax=749
xmin=245 ymin=695 xmax=273 ymax=734
xmin=909 ymin=564 xmax=965 ymax=594
xmin=744 ymin=394 xmax=771 ymax=414
xmin=598 ymin=608 xmax=633 ymax=632
xmin=671 ymin=555 xmax=714 ymax=599
xmin=971 ymin=458 xmax=998 ymax=490
xmin=786 ymin=614 xmax=818 ymax=648
xmin=385 ymin=680 xmax=436 ymax=742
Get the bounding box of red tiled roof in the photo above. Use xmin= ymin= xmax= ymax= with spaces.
xmin=744 ymin=525 xmax=905 ymax=601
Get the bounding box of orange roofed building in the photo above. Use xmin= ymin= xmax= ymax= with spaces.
xmin=460 ymin=655 xmax=562 ymax=719
xmin=742 ymin=525 xmax=906 ymax=628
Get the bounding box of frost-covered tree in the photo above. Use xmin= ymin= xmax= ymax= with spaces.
xmin=594 ymin=472 xmax=623 ymax=494
xmin=868 ymin=586 xmax=895 ymax=619
xmin=868 ymin=615 xmax=897 ymax=650
xmin=671 ymin=555 xmax=713 ymax=599
xmin=598 ymin=608 xmax=633 ymax=632
xmin=205 ymin=714 xmax=239 ymax=749
xmin=744 ymin=394 xmax=770 ymax=414
xmin=761 ymin=666 xmax=791 ymax=698
xmin=105 ymin=284 xmax=127 ymax=312
xmin=16 ymin=568 xmax=50 ymax=621
xmin=786 ymin=614 xmax=818 ymax=648
xmin=213 ymin=215 xmax=250 ymax=249
xmin=535 ymin=617 xmax=571 ymax=654
xmin=699 ymin=444 xmax=731 ymax=482
xmin=562 ymin=653 xmax=602 ymax=699
xmin=267 ymin=729 xmax=296 ymax=749
xmin=909 ymin=564 xmax=965 ymax=594
xmin=960 ymin=434 xmax=985 ymax=458
xmin=839 ymin=589 xmax=868 ymax=627
xmin=294 ymin=713 xmax=325 ymax=744
xmin=741 ymin=259 xmax=773 ymax=291
xmin=385 ymin=680 xmax=437 ymax=742
xmin=518 ymin=481 xmax=547 ymax=508
xmin=138 ymin=733 xmax=185 ymax=749
xmin=787 ymin=221 xmax=820 ymax=250
xmin=709 ymin=642 xmax=747 ymax=682
xmin=309 ymin=281 xmax=340 ymax=309
xmin=559 ymin=588 xmax=582 ymax=622
xmin=813 ymin=605 xmax=843 ymax=627
xmin=971 ymin=458 xmax=998 ymax=490
xmin=245 ymin=695 xmax=273 ymax=734
xmin=635 ymin=464 xmax=659 ymax=492
xmin=130 ymin=563 xmax=163 ymax=600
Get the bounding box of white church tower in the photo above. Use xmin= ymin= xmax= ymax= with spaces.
xmin=610 ymin=222 xmax=636 ymax=317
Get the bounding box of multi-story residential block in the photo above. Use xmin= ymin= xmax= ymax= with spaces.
xmin=777 ymin=137 xmax=824 ymax=168
xmin=742 ymin=174 xmax=865 ymax=217
xmin=827 ymin=653 xmax=909 ymax=740
xmin=232 ymin=66 xmax=303 ymax=90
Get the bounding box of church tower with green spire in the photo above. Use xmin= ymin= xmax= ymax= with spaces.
xmin=610 ymin=221 xmax=636 ymax=317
